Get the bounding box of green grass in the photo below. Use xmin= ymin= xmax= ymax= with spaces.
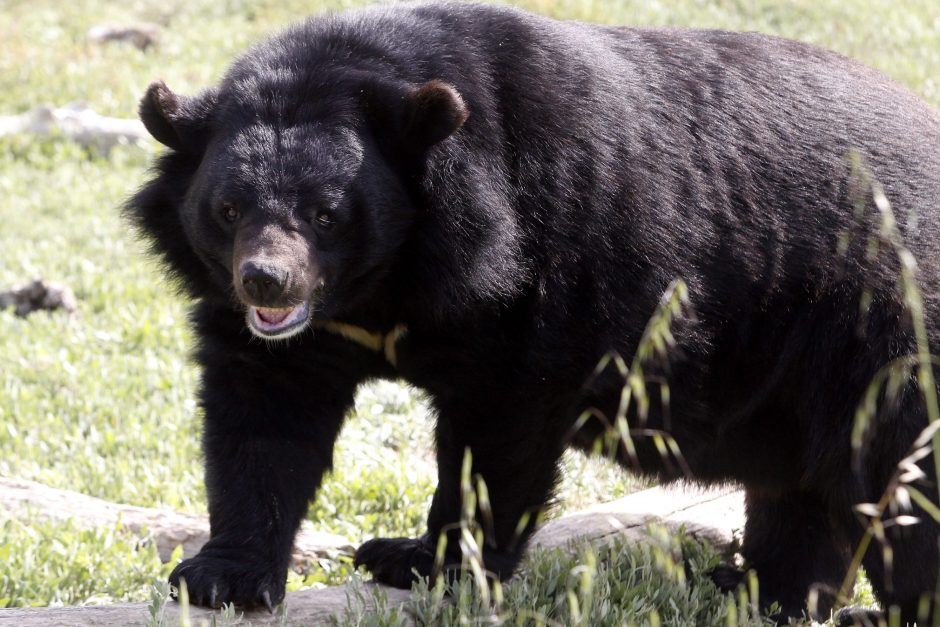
xmin=0 ymin=512 xmax=175 ymax=608
xmin=0 ymin=0 xmax=937 ymax=620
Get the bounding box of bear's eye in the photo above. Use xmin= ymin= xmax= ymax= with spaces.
xmin=221 ymin=203 xmax=240 ymax=223
xmin=315 ymin=211 xmax=335 ymax=229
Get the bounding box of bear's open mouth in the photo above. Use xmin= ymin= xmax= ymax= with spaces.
xmin=246 ymin=301 xmax=311 ymax=339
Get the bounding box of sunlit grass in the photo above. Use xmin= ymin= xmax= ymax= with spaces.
xmin=0 ymin=512 xmax=174 ymax=608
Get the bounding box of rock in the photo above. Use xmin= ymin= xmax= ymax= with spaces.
xmin=0 ymin=104 xmax=150 ymax=153
xmin=0 ymin=279 xmax=77 ymax=317
xmin=87 ymin=24 xmax=161 ymax=51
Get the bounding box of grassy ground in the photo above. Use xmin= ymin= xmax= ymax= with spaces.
xmin=0 ymin=0 xmax=937 ymax=622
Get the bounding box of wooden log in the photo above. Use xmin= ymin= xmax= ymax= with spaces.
xmin=0 ymin=585 xmax=414 ymax=627
xmin=0 ymin=484 xmax=745 ymax=626
xmin=1 ymin=477 xmax=355 ymax=566
xmin=531 ymin=483 xmax=744 ymax=556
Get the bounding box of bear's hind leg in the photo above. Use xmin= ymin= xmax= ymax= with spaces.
xmin=847 ymin=381 xmax=940 ymax=624
xmin=855 ymin=488 xmax=940 ymax=623
xmin=720 ymin=488 xmax=853 ymax=624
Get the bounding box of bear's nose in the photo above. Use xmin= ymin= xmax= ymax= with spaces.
xmin=240 ymin=262 xmax=287 ymax=304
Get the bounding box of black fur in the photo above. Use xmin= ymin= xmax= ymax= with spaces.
xmin=125 ymin=3 xmax=940 ymax=622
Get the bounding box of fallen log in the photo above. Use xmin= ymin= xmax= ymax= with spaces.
xmin=1 ymin=477 xmax=355 ymax=566
xmin=0 ymin=585 xmax=415 ymax=627
xmin=0 ymin=484 xmax=744 ymax=626
xmin=531 ymin=482 xmax=744 ymax=556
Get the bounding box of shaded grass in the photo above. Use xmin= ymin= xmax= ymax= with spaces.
xmin=329 ymin=532 xmax=773 ymax=627
xmin=140 ymin=531 xmax=771 ymax=627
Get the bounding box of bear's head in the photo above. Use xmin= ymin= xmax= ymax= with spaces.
xmin=128 ymin=67 xmax=468 ymax=340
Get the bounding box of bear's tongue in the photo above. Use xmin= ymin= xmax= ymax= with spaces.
xmin=256 ymin=307 xmax=292 ymax=325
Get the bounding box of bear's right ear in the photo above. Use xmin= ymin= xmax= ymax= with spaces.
xmin=139 ymin=81 xmax=217 ymax=152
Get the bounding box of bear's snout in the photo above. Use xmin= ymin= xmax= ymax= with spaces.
xmin=239 ymin=261 xmax=288 ymax=306
xmin=231 ymin=227 xmax=317 ymax=339
xmin=235 ymin=257 xmax=314 ymax=339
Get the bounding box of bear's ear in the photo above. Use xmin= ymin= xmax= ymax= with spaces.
xmin=139 ymin=81 xmax=216 ymax=152
xmin=401 ymin=80 xmax=469 ymax=149
xmin=366 ymin=79 xmax=469 ymax=152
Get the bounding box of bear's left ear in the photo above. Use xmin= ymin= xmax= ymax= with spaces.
xmin=401 ymin=80 xmax=469 ymax=149
xmin=367 ymin=79 xmax=469 ymax=152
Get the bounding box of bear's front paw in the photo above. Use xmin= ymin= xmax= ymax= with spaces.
xmin=168 ymin=550 xmax=284 ymax=610
xmin=707 ymin=563 xmax=746 ymax=593
xmin=354 ymin=536 xmax=437 ymax=589
xmin=833 ymin=607 xmax=885 ymax=627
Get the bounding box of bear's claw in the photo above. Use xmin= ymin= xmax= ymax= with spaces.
xmin=168 ymin=550 xmax=284 ymax=610
xmin=261 ymin=589 xmax=275 ymax=614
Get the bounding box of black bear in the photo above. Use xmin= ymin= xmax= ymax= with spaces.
xmin=126 ymin=2 xmax=940 ymax=623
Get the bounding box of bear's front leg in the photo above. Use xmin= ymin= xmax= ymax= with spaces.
xmin=356 ymin=397 xmax=566 ymax=588
xmin=169 ymin=327 xmax=362 ymax=609
xmin=169 ymin=433 xmax=343 ymax=609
